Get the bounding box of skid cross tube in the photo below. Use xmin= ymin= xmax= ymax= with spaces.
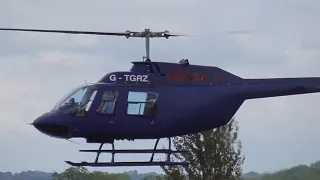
xmin=167 ymin=137 xmax=172 ymax=162
xmin=94 ymin=143 xmax=115 ymax=163
xmin=95 ymin=143 xmax=103 ymax=163
xmin=150 ymin=138 xmax=160 ymax=162
xmin=65 ymin=137 xmax=190 ymax=167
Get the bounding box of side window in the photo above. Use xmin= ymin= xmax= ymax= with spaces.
xmin=127 ymin=91 xmax=159 ymax=116
xmin=96 ymin=91 xmax=118 ymax=115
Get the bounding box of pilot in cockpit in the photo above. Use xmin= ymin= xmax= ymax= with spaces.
xmin=69 ymin=98 xmax=75 ymax=104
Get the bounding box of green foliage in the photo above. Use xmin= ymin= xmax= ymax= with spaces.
xmin=52 ymin=167 xmax=90 ymax=180
xmin=161 ymin=168 xmax=188 ymax=180
xmin=311 ymin=161 xmax=320 ymax=169
xmin=259 ymin=162 xmax=320 ymax=180
xmin=161 ymin=118 xmax=245 ymax=180
xmin=52 ymin=167 xmax=131 ymax=180
xmin=3 ymin=160 xmax=320 ymax=180
xmin=141 ymin=174 xmax=160 ymax=180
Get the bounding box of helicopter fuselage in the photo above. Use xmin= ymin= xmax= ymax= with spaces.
xmin=32 ymin=61 xmax=320 ymax=143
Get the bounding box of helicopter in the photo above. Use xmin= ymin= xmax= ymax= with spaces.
xmin=1 ymin=27 xmax=320 ymax=168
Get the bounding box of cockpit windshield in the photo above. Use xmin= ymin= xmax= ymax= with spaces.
xmin=53 ymin=84 xmax=98 ymax=116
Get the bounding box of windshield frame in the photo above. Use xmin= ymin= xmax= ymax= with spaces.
xmin=52 ymin=83 xmax=97 ymax=111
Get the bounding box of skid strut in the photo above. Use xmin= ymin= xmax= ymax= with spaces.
xmin=65 ymin=138 xmax=190 ymax=167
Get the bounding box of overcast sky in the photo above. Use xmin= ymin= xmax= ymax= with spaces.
xmin=1 ymin=0 xmax=320 ymax=175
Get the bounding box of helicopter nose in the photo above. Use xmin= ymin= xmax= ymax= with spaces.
xmin=32 ymin=115 xmax=70 ymax=139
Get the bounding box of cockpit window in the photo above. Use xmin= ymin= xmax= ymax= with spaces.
xmin=53 ymin=84 xmax=98 ymax=116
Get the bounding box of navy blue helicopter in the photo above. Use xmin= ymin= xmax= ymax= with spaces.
xmin=1 ymin=28 xmax=320 ymax=167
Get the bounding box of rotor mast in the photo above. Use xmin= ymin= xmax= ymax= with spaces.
xmin=124 ymin=28 xmax=174 ymax=61
xmin=145 ymin=31 xmax=150 ymax=60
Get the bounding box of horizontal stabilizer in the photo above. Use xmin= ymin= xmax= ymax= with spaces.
xmin=65 ymin=161 xmax=190 ymax=167
xmin=79 ymin=149 xmax=188 ymax=154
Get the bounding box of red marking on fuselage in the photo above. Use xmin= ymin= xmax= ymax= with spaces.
xmin=168 ymin=70 xmax=209 ymax=82
xmin=214 ymin=74 xmax=221 ymax=83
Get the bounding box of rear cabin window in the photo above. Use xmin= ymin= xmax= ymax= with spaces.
xmin=96 ymin=91 xmax=118 ymax=115
xmin=127 ymin=91 xmax=159 ymax=116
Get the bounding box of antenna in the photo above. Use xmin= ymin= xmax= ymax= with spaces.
xmin=0 ymin=28 xmax=186 ymax=61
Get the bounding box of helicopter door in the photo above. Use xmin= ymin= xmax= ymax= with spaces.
xmin=96 ymin=90 xmax=119 ymax=123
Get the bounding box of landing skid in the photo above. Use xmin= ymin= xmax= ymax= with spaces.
xmin=65 ymin=137 xmax=190 ymax=167
xmin=65 ymin=161 xmax=189 ymax=167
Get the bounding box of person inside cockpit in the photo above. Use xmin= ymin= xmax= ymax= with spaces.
xmin=69 ymin=98 xmax=75 ymax=104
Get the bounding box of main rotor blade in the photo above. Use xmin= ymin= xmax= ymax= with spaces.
xmin=0 ymin=28 xmax=129 ymax=36
xmin=151 ymin=32 xmax=188 ymax=37
xmin=0 ymin=28 xmax=187 ymax=38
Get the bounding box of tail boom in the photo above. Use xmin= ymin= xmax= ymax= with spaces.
xmin=237 ymin=77 xmax=320 ymax=99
